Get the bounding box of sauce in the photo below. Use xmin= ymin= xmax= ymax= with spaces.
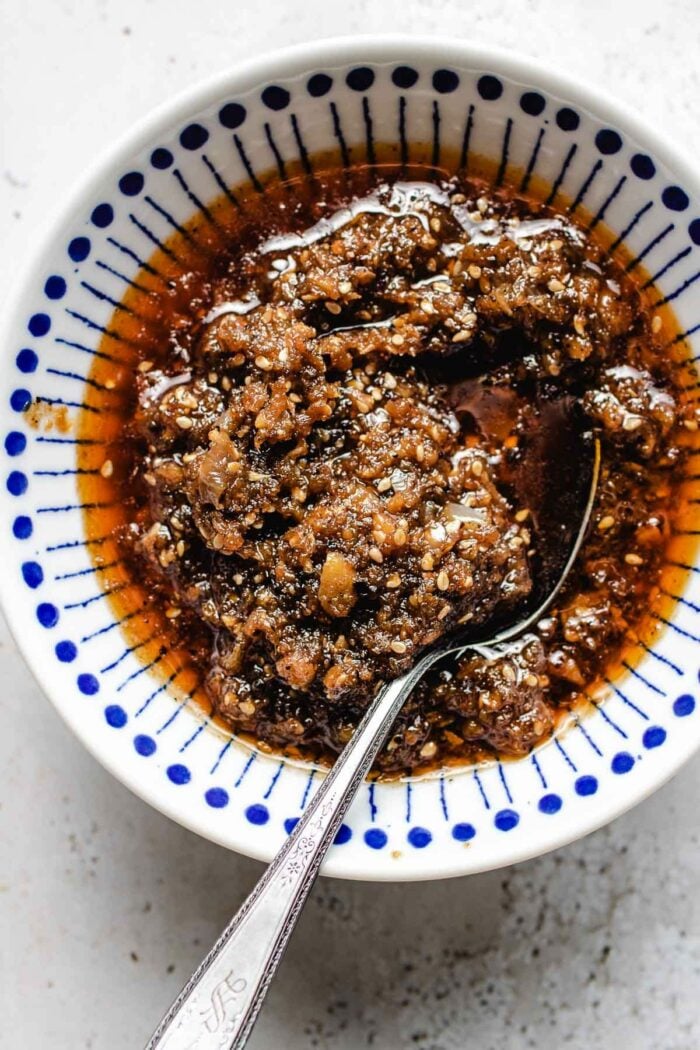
xmin=73 ymin=147 xmax=700 ymax=775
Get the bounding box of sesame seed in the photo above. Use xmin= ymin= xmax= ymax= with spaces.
xmin=386 ymin=573 xmax=401 ymax=589
xmin=255 ymin=356 xmax=272 ymax=370
xmin=100 ymin=459 xmax=113 ymax=478
xmin=468 ymin=264 xmax=482 ymax=279
xmin=429 ymin=217 xmax=441 ymax=233
xmin=573 ymin=314 xmax=586 ymax=337
xmin=176 ymin=415 xmax=193 ymax=430
xmin=391 ymin=640 xmax=407 ymax=654
xmin=391 ymin=333 xmax=405 ymax=346
xmin=622 ymin=415 xmax=643 ymax=432
xmin=437 ymin=570 xmax=450 ymax=591
xmin=377 ymin=477 xmax=392 ymax=493
xmin=338 ymin=281 xmax=353 ymax=295
xmin=471 ymin=459 xmax=483 ymax=476
xmin=514 ymin=508 xmax=530 ymax=523
xmin=325 ymin=300 xmax=342 ymax=315
xmin=176 ymin=540 xmax=186 ymax=557
xmin=104 ymin=378 xmax=116 ymax=390
xmin=419 ymin=741 xmax=438 ymax=759
xmin=416 ymin=443 xmax=425 ymax=462
xmin=421 ymin=553 xmax=434 ymax=571
xmin=393 ymin=528 xmax=408 ymax=546
xmin=369 ymin=546 xmax=384 ymax=564
xmin=138 ymin=360 xmax=154 ymax=372
xmin=437 ymin=604 xmax=451 ymax=621
xmin=502 ymin=663 xmax=516 ymax=683
xmin=528 ymin=265 xmax=541 ymax=278
xmin=598 ymin=515 xmax=616 ymax=531
xmin=625 ymin=553 xmax=644 ymax=566
xmin=239 ymin=700 xmax=256 ymax=716
xmin=548 ymin=278 xmax=565 ymax=293
xmin=684 ymin=419 xmax=699 ymax=431
xmin=420 ymin=299 xmax=435 ymax=314
xmin=652 ymin=314 xmax=663 ymax=334
xmin=221 ymin=376 xmax=232 ymax=391
xmin=451 ymin=330 xmax=472 ymax=343
xmin=525 ymin=673 xmax=539 ymax=688
xmin=165 ymin=607 xmax=181 ymax=619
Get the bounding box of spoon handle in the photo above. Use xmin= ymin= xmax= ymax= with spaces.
xmin=145 ymin=653 xmax=436 ymax=1050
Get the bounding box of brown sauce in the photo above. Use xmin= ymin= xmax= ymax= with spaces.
xmin=74 ymin=146 xmax=700 ymax=776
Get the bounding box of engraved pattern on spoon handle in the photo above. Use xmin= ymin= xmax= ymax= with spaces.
xmin=145 ymin=653 xmax=437 ymax=1050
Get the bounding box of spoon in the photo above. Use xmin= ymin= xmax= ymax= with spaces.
xmin=146 ymin=425 xmax=601 ymax=1050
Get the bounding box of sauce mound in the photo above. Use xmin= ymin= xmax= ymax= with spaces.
xmin=84 ymin=165 xmax=697 ymax=774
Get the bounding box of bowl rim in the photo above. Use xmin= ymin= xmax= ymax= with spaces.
xmin=2 ymin=33 xmax=699 ymax=881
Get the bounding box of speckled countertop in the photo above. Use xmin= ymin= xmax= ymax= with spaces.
xmin=1 ymin=1 xmax=699 ymax=1047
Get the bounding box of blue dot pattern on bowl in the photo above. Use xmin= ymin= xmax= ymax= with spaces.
xmin=575 ymin=775 xmax=598 ymax=796
xmin=674 ymin=694 xmax=695 ymax=717
xmin=15 ymin=349 xmax=37 ymax=373
xmin=150 ymin=148 xmax=173 ymax=169
xmin=612 ymin=752 xmax=635 ymax=774
xmin=105 ymin=704 xmax=128 ymax=728
xmin=5 ymin=432 xmax=26 ymax=455
xmin=364 ymin=828 xmax=388 ymax=850
xmin=167 ymin=763 xmax=191 ymax=785
xmin=539 ymin=793 xmax=563 ymax=815
xmin=3 ymin=58 xmax=699 ymax=875
xmin=452 ymin=822 xmax=476 ymax=841
xmin=495 ymin=809 xmax=520 ymax=832
xmin=37 ymin=603 xmax=59 ymax=628
xmin=21 ymin=561 xmax=43 ymax=588
xmin=134 ymin=734 xmax=157 ymax=757
xmin=205 ymin=786 xmax=229 ymax=808
xmin=55 ymin=640 xmax=77 ymax=663
xmin=91 ymin=203 xmax=113 ymax=227
xmin=219 ymin=102 xmax=247 ymax=129
xmin=245 ymin=803 xmax=269 ymax=825
xmin=407 ymin=826 xmax=432 ymax=848
xmin=68 ymin=236 xmax=91 ymax=261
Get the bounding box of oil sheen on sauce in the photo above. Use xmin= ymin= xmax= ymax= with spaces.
xmin=68 ymin=145 xmax=700 ymax=773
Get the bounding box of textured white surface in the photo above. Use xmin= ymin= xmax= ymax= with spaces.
xmin=1 ymin=1 xmax=699 ymax=1047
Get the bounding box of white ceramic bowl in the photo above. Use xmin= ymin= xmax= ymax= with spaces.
xmin=2 ymin=37 xmax=699 ymax=881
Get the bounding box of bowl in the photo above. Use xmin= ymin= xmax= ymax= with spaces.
xmin=2 ymin=36 xmax=699 ymax=881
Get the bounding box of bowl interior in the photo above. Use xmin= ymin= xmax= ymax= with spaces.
xmin=2 ymin=39 xmax=700 ymax=880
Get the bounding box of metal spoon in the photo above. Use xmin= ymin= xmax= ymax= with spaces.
xmin=146 ymin=429 xmax=601 ymax=1050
